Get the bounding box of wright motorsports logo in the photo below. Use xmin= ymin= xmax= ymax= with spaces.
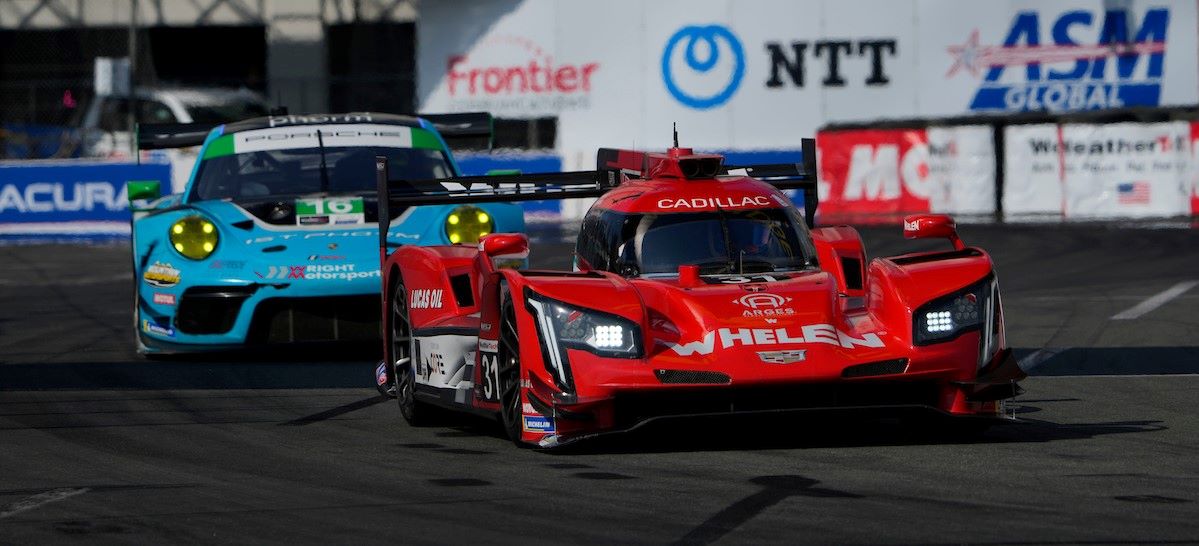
xmin=948 ymin=8 xmax=1170 ymax=112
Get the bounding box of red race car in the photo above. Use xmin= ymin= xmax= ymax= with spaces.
xmin=373 ymin=137 xmax=1025 ymax=448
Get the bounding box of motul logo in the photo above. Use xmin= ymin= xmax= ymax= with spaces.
xmin=667 ymin=324 xmax=883 ymax=356
xmin=844 ymin=143 xmax=931 ymax=200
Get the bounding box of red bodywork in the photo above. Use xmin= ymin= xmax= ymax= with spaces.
xmin=379 ymin=146 xmax=1024 ymax=447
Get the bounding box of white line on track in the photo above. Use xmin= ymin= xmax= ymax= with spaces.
xmin=0 ymin=488 xmax=89 ymax=519
xmin=1110 ymin=280 xmax=1199 ymax=320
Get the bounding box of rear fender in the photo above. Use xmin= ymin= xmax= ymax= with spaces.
xmin=387 ymin=245 xmax=479 ymax=330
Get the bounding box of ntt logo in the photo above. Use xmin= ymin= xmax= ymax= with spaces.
xmin=661 ymin=25 xmax=745 ymax=109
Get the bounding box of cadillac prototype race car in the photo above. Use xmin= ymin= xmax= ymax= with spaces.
xmin=375 ymin=137 xmax=1025 ymax=447
xmin=128 ymin=112 xmax=522 ymax=354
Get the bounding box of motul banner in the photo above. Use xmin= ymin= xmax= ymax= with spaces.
xmin=815 ymin=126 xmax=995 ymax=216
xmin=1004 ymin=122 xmax=1192 ymax=218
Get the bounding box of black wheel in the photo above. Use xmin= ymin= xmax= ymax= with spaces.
xmin=390 ymin=275 xmax=428 ymax=425
xmin=496 ymin=284 xmax=526 ymax=446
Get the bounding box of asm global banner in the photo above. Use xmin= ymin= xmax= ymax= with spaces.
xmin=418 ymin=0 xmax=1199 ymax=159
xmin=1004 ymin=122 xmax=1198 ymax=219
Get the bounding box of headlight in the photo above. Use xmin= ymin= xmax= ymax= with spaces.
xmin=524 ymin=289 xmax=643 ymax=391
xmin=444 ymin=205 xmax=494 ymax=244
xmin=914 ymin=276 xmax=995 ymax=346
xmin=169 ymin=215 xmax=219 ymax=260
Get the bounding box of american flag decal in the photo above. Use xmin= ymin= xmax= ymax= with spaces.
xmin=1117 ymin=181 xmax=1150 ymax=205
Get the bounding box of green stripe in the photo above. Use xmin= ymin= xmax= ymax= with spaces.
xmin=411 ymin=128 xmax=444 ymax=150
xmin=202 ymin=135 xmax=235 ymax=159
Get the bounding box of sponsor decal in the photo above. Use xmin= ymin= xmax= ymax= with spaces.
xmin=662 ymin=25 xmax=746 ymax=109
xmin=143 ymin=261 xmax=181 ymax=287
xmin=757 ymin=349 xmax=807 ymax=364
xmin=480 ymin=322 xmax=493 ymax=332
xmin=141 ymin=319 xmax=175 ymax=338
xmin=245 ymin=230 xmax=374 ymax=245
xmin=667 ymin=324 xmax=883 ymax=356
xmin=152 ymin=292 xmax=176 ymax=306
xmin=410 ymin=288 xmax=444 ymax=310
xmin=296 ymin=197 xmax=365 ymax=226
xmin=522 ymin=414 xmax=555 ymax=433
xmin=209 ymin=260 xmax=245 ymax=270
xmin=479 ymin=353 xmax=500 ymax=402
xmin=420 ymin=352 xmax=445 ymax=381
xmin=656 ymin=196 xmax=770 ymax=209
xmin=268 ymin=113 xmax=374 ymax=127
xmin=376 ymin=361 xmax=389 ymax=387
xmin=948 ymin=8 xmax=1170 ymax=113
xmin=479 ymin=338 xmax=499 ymax=353
xmin=903 ymin=219 xmax=921 ymax=232
xmin=444 ymin=35 xmax=600 ymax=114
xmin=307 ymin=254 xmax=346 ymax=261
xmin=704 ymin=274 xmax=788 ymax=285
xmin=255 ymin=264 xmax=380 ymax=281
xmin=733 ymin=293 xmax=796 ymax=318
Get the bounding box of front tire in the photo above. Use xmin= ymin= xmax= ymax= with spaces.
xmin=389 ymin=275 xmax=429 ymax=426
xmin=496 ymin=284 xmax=526 ymax=446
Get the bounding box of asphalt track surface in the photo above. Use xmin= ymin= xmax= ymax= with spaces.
xmin=2 ymin=223 xmax=1198 ymax=545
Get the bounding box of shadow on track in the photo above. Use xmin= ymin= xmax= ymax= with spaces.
xmin=545 ymin=409 xmax=1167 ymax=455
xmin=0 ymin=344 xmax=379 ymax=390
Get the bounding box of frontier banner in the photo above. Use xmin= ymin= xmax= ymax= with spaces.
xmin=1004 ymin=122 xmax=1194 ymax=218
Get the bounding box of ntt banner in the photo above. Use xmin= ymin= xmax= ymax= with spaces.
xmin=1004 ymin=122 xmax=1194 ymax=218
xmin=0 ymin=161 xmax=170 ymax=236
xmin=419 ymin=0 xmax=1199 ymax=161
xmin=816 ymin=126 xmax=996 ymax=216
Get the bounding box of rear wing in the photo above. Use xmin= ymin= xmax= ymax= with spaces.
xmin=375 ymin=156 xmax=620 ymax=250
xmin=596 ymin=137 xmax=819 ymax=227
xmin=136 ymin=122 xmax=218 ymax=151
xmin=420 ymin=112 xmax=494 ymax=150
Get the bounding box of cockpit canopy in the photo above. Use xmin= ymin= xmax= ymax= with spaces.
xmin=575 ymin=206 xmax=818 ymax=277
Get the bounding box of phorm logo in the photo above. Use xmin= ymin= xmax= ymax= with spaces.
xmin=947 ymin=8 xmax=1170 ymax=113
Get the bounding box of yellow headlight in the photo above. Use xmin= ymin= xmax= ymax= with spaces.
xmin=444 ymin=205 xmax=495 ymax=245
xmin=169 ymin=216 xmax=219 ymax=260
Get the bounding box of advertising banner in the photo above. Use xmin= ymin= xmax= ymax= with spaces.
xmin=419 ymin=0 xmax=1198 ymax=160
xmin=816 ymin=126 xmax=995 ymax=216
xmin=1004 ymin=122 xmax=1192 ymax=218
xmin=0 ymin=161 xmax=170 ymax=235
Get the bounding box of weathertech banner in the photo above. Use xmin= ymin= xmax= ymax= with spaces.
xmin=1004 ymin=122 xmax=1192 ymax=218
xmin=816 ymin=126 xmax=995 ymax=216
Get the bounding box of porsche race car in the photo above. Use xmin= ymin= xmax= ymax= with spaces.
xmin=129 ymin=112 xmax=523 ymax=354
xmin=374 ymin=137 xmax=1025 ymax=447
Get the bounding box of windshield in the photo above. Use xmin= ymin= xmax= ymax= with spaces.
xmin=190 ymin=145 xmax=453 ymax=201
xmin=577 ymin=208 xmax=817 ymax=277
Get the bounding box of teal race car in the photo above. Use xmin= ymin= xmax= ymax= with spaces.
xmin=128 ymin=112 xmax=523 ymax=354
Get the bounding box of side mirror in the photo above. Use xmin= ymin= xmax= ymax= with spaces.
xmin=127 ymin=180 xmax=161 ymax=202
xmin=480 ymin=233 xmax=528 ymax=258
xmin=903 ymin=214 xmax=964 ymax=250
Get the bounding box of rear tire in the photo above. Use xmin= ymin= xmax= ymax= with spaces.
xmin=496 ymin=284 xmax=526 ymax=446
xmin=390 ymin=275 xmax=429 ymax=426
